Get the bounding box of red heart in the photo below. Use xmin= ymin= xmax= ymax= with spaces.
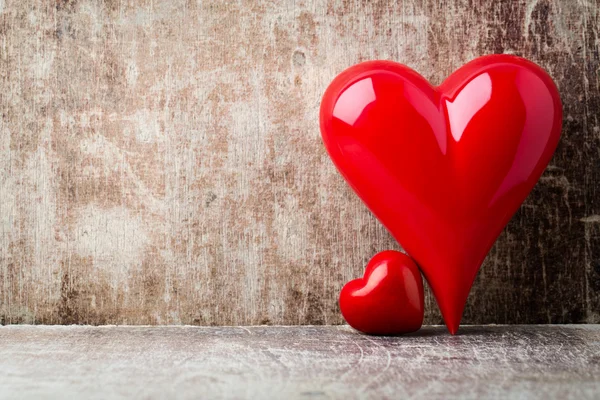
xmin=321 ymin=55 xmax=562 ymax=334
xmin=340 ymin=251 xmax=424 ymax=335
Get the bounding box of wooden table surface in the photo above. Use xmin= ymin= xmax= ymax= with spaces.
xmin=1 ymin=325 xmax=598 ymax=399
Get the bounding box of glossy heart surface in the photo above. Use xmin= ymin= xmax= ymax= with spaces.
xmin=340 ymin=251 xmax=424 ymax=335
xmin=321 ymin=55 xmax=562 ymax=334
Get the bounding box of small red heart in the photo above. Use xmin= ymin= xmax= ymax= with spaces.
xmin=340 ymin=251 xmax=424 ymax=335
xmin=321 ymin=55 xmax=562 ymax=334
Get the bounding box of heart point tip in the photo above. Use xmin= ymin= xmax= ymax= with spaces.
xmin=446 ymin=323 xmax=459 ymax=335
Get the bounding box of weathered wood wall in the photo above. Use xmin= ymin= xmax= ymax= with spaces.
xmin=0 ymin=0 xmax=598 ymax=325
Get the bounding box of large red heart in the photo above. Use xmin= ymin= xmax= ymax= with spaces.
xmin=340 ymin=250 xmax=424 ymax=335
xmin=320 ymin=55 xmax=562 ymax=334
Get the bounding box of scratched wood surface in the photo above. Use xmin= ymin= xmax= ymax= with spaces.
xmin=0 ymin=325 xmax=599 ymax=399
xmin=0 ymin=0 xmax=599 ymax=325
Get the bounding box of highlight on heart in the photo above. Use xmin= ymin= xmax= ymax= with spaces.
xmin=320 ymin=54 xmax=563 ymax=335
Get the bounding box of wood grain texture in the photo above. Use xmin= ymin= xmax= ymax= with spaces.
xmin=0 ymin=0 xmax=599 ymax=325
xmin=1 ymin=325 xmax=599 ymax=399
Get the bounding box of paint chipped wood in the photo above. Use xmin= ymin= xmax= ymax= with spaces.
xmin=0 ymin=1 xmax=599 ymax=325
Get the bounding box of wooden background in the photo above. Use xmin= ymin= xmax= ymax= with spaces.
xmin=0 ymin=0 xmax=598 ymax=326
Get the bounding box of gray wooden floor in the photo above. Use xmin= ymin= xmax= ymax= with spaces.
xmin=0 ymin=325 xmax=599 ymax=400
